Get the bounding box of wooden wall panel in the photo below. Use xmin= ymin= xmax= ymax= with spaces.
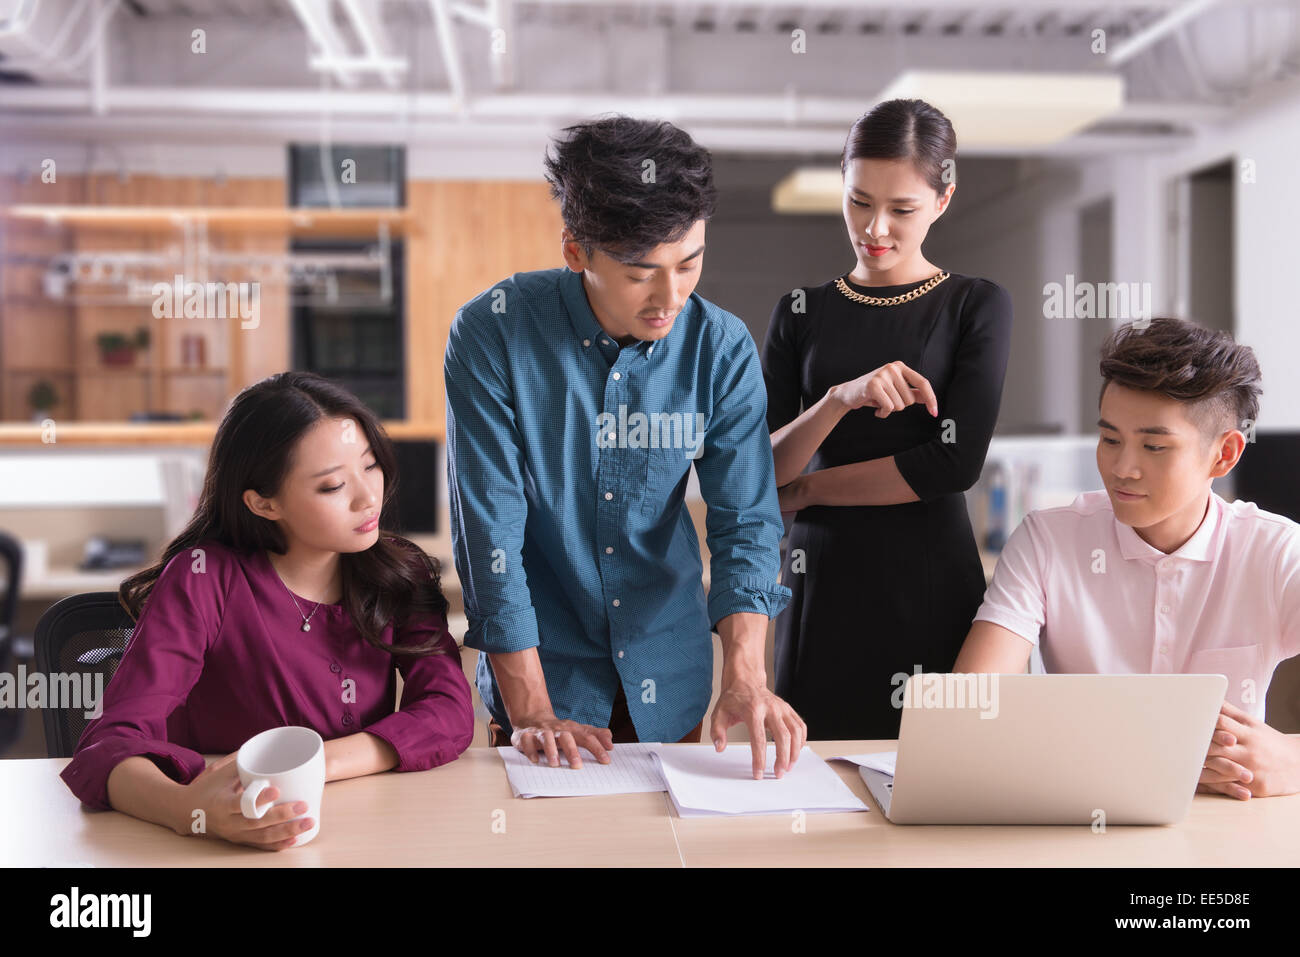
xmin=405 ymin=180 xmax=563 ymax=438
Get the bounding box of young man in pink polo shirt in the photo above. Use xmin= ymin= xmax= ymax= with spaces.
xmin=954 ymin=317 xmax=1300 ymax=799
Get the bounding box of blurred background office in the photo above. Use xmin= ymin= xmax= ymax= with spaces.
xmin=2 ymin=0 xmax=1299 ymax=757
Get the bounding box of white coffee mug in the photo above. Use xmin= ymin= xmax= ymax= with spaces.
xmin=236 ymin=726 xmax=326 ymax=847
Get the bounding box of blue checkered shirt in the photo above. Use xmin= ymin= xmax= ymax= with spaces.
xmin=444 ymin=266 xmax=790 ymax=742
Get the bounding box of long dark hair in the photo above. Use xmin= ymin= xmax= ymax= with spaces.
xmin=840 ymin=98 xmax=957 ymax=195
xmin=119 ymin=371 xmax=448 ymax=657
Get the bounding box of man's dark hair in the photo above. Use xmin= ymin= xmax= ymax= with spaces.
xmin=1099 ymin=317 xmax=1262 ymax=438
xmin=543 ymin=115 xmax=717 ymax=263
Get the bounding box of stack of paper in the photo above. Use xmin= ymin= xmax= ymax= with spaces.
xmin=496 ymin=743 xmax=666 ymax=798
xmin=829 ymin=751 xmax=897 ymax=776
xmin=651 ymin=744 xmax=869 ymax=817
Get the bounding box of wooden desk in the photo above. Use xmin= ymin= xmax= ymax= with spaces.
xmin=4 ymin=741 xmax=1297 ymax=867
xmin=1 ymin=747 xmax=682 ymax=868
xmin=671 ymin=741 xmax=1300 ymax=867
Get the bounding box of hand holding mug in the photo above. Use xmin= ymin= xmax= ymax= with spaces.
xmin=182 ymin=751 xmax=317 ymax=851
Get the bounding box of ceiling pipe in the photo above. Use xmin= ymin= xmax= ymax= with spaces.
xmin=285 ymin=0 xmax=360 ymax=88
xmin=1106 ymin=0 xmax=1226 ymax=67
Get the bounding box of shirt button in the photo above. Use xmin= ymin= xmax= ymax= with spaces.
xmin=601 ymin=339 xmax=610 ymax=346
xmin=607 ymin=431 xmax=616 ymax=441
xmin=612 ymin=599 xmax=621 ymax=607
xmin=648 ymin=346 xmax=654 ymax=355
xmin=605 ymin=546 xmax=613 ymax=554
xmin=1160 ymin=644 xmax=1170 ymax=654
xmin=1159 ymin=604 xmax=1171 ymax=614
xmin=612 ymin=372 xmax=621 ymax=381
xmin=330 ymin=662 xmax=342 ymax=674
xmin=604 ymin=491 xmax=613 ymax=500
xmin=342 ymin=713 xmax=354 ymax=726
xmin=583 ymin=338 xmax=591 ymax=347
xmin=618 ymin=651 xmax=625 ymax=659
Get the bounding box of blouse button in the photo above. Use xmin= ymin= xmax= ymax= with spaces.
xmin=330 ymin=662 xmax=342 ymax=674
xmin=342 ymin=713 xmax=354 ymax=726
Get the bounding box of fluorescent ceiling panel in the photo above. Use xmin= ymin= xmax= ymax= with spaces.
xmin=879 ymin=70 xmax=1125 ymax=150
xmin=772 ymin=70 xmax=1125 ymax=213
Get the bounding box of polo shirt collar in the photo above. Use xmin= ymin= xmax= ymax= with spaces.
xmin=1114 ymin=491 xmax=1222 ymax=564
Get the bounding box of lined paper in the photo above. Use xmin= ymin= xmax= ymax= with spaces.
xmin=496 ymin=743 xmax=667 ymax=798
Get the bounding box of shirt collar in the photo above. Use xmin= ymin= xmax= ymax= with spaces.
xmin=559 ymin=267 xmax=605 ymax=346
xmin=1114 ymin=491 xmax=1222 ymax=564
xmin=558 ymin=266 xmax=669 ymax=361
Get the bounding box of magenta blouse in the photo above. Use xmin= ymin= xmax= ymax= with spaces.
xmin=61 ymin=538 xmax=475 ymax=810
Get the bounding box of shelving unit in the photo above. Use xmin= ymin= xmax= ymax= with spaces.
xmin=0 ymin=196 xmax=414 ymax=425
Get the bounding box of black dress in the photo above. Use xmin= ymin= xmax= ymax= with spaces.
xmin=762 ymin=271 xmax=1013 ymax=740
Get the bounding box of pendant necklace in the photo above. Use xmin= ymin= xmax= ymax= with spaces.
xmin=269 ymin=556 xmax=324 ymax=632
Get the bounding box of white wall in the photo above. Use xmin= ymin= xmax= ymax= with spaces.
xmin=922 ymin=79 xmax=1300 ymax=436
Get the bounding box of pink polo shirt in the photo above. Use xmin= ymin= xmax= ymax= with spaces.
xmin=974 ymin=489 xmax=1300 ymax=718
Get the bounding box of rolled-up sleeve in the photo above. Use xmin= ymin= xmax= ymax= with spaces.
xmin=361 ymin=618 xmax=474 ymax=772
xmin=696 ymin=319 xmax=792 ymax=629
xmin=894 ymin=279 xmax=1013 ymax=500
xmin=60 ymin=548 xmax=224 ymax=810
xmin=444 ymin=302 xmax=542 ymax=655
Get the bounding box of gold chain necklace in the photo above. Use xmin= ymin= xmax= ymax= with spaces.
xmin=835 ymin=271 xmax=950 ymax=306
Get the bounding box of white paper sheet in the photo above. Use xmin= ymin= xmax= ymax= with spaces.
xmin=496 ymin=743 xmax=667 ymax=798
xmin=651 ymin=744 xmax=869 ymax=816
xmin=829 ymin=751 xmax=897 ymax=776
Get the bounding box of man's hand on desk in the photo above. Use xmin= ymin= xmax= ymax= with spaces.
xmin=511 ymin=715 xmax=614 ymax=769
xmin=711 ymin=682 xmax=807 ymax=781
xmin=1197 ymin=700 xmax=1300 ymax=799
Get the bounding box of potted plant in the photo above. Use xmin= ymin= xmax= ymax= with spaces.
xmin=28 ymin=379 xmax=58 ymax=420
xmin=96 ymin=326 xmax=151 ymax=366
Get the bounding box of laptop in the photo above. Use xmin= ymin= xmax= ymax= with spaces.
xmin=859 ymin=673 xmax=1227 ymax=825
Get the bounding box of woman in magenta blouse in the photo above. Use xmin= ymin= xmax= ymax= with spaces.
xmin=60 ymin=371 xmax=474 ymax=850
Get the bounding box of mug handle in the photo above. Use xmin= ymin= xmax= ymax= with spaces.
xmin=240 ymin=778 xmax=273 ymax=819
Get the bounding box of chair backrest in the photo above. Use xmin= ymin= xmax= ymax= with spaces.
xmin=0 ymin=532 xmax=24 ymax=753
xmin=0 ymin=531 xmax=22 ymax=650
xmin=33 ymin=592 xmax=135 ymax=758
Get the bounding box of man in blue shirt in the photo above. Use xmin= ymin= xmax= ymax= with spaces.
xmin=444 ymin=116 xmax=804 ymax=779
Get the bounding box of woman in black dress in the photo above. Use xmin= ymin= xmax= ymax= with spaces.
xmin=762 ymin=98 xmax=1013 ymax=740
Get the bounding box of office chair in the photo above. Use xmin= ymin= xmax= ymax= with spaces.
xmin=0 ymin=532 xmax=23 ymax=754
xmin=33 ymin=592 xmax=135 ymax=758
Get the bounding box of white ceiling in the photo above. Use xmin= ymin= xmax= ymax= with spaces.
xmin=1 ymin=0 xmax=1298 ymax=155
